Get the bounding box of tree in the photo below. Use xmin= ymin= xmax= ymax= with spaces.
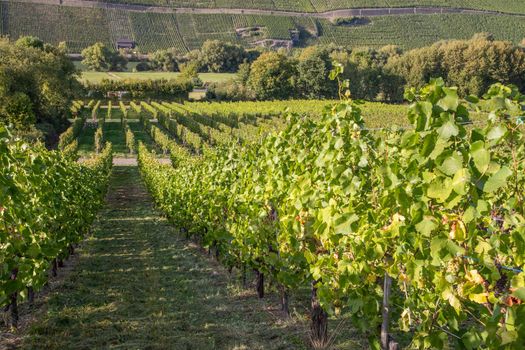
xmin=199 ymin=40 xmax=247 ymax=73
xmin=81 ymin=43 xmax=127 ymax=72
xmin=15 ymin=36 xmax=44 ymax=50
xmin=110 ymin=50 xmax=128 ymax=72
xmin=179 ymin=61 xmax=202 ymax=86
xmin=0 ymin=92 xmax=35 ymax=128
xmin=296 ymin=46 xmax=336 ymax=99
xmin=236 ymin=61 xmax=251 ymax=85
xmin=149 ymin=49 xmax=177 ymax=72
xmin=247 ymin=52 xmax=296 ymax=100
xmin=386 ymin=45 xmax=444 ymax=92
xmin=0 ymin=37 xmax=80 ymax=142
xmin=387 ymin=35 xmax=525 ymax=96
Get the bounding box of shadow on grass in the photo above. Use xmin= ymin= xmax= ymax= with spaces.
xmin=21 ymin=167 xmax=310 ymax=350
xmin=103 ymin=122 xmax=127 ymax=155
xmin=77 ymin=124 xmax=96 ymax=155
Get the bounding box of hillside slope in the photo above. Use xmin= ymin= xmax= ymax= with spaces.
xmin=44 ymin=0 xmax=525 ymax=15
xmin=1 ymin=1 xmax=524 ymax=53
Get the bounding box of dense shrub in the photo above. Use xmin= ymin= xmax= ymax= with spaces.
xmin=387 ymin=36 xmax=525 ymax=96
xmin=247 ymin=51 xmax=297 ymax=100
xmin=149 ymin=49 xmax=178 ymax=72
xmin=135 ymin=61 xmax=152 ymax=72
xmin=0 ymin=37 xmax=80 ymax=142
xmin=84 ymin=78 xmax=194 ymax=99
xmin=81 ymin=42 xmax=128 ymax=72
xmin=206 ymin=80 xmax=255 ymax=101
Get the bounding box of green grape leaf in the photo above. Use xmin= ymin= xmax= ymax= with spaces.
xmin=486 ymin=125 xmax=507 ymax=142
xmin=452 ymin=168 xmax=470 ymax=195
xmin=440 ymin=156 xmax=462 ymax=176
xmin=512 ymin=287 xmax=525 ymax=301
xmin=470 ymin=141 xmax=490 ymax=173
xmin=461 ymin=331 xmax=482 ymax=349
xmin=483 ymin=166 xmax=512 ymax=193
xmin=437 ymin=88 xmax=460 ymax=111
xmin=415 ymin=217 xmax=437 ymax=237
xmin=438 ymin=121 xmax=459 ymax=140
xmin=427 ymin=178 xmax=452 ymax=202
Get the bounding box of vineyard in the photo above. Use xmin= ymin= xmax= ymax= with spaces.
xmin=0 ymin=79 xmax=525 ymax=349
xmin=2 ymin=0 xmax=525 ymax=345
xmin=1 ymin=1 xmax=525 ymax=53
xmin=62 ymin=0 xmax=525 ymax=15
xmin=71 ymin=100 xmax=410 ymax=158
xmin=135 ymin=80 xmax=525 ymax=348
xmin=0 ymin=123 xmax=113 ymax=328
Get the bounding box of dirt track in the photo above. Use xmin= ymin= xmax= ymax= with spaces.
xmin=5 ymin=0 xmax=525 ymax=18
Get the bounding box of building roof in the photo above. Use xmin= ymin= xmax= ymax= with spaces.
xmin=117 ymin=38 xmax=135 ymax=44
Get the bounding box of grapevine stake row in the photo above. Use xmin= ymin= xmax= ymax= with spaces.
xmin=138 ymin=80 xmax=525 ymax=349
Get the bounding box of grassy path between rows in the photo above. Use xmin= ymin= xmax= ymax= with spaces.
xmin=21 ymin=166 xmax=306 ymax=349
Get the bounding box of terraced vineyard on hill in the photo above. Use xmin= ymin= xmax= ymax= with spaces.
xmin=62 ymin=0 xmax=525 ymax=14
xmin=1 ymin=1 xmax=525 ymax=53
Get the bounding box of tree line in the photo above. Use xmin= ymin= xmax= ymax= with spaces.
xmin=208 ymin=34 xmax=525 ymax=101
xmin=81 ymin=34 xmax=525 ymax=101
xmin=84 ymin=79 xmax=193 ymax=100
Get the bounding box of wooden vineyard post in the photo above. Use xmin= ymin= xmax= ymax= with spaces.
xmin=310 ymin=280 xmax=328 ymax=347
xmin=52 ymin=258 xmax=58 ymax=277
xmin=9 ymin=269 xmax=19 ymax=328
xmin=281 ymin=285 xmax=290 ymax=317
xmin=381 ymin=273 xmax=399 ymax=350
xmin=255 ymin=270 xmax=264 ymax=298
xmin=242 ymin=265 xmax=247 ymax=289
xmin=214 ymin=241 xmax=220 ymax=260
xmin=28 ymin=286 xmax=35 ymax=307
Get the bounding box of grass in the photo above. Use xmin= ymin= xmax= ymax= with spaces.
xmin=20 ymin=166 xmax=314 ymax=349
xmin=128 ymin=121 xmax=163 ymax=154
xmin=103 ymin=122 xmax=128 ymax=155
xmin=77 ymin=116 xmax=177 ymax=158
xmin=80 ymin=71 xmax=236 ymax=84
xmin=77 ymin=121 xmax=96 ymax=155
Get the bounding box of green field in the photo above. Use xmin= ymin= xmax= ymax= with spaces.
xmin=2 ymin=2 xmax=525 ymax=53
xmin=80 ymin=71 xmax=236 ymax=84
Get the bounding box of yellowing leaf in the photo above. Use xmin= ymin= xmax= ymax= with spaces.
xmin=466 ymin=270 xmax=485 ymax=284
xmin=449 ymin=219 xmax=466 ymax=241
xmin=468 ymin=293 xmax=488 ymax=304
xmin=442 ymin=289 xmax=462 ymax=314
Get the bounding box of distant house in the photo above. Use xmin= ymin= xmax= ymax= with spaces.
xmin=116 ymin=38 xmax=135 ymax=50
xmin=107 ymin=91 xmax=130 ymax=99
